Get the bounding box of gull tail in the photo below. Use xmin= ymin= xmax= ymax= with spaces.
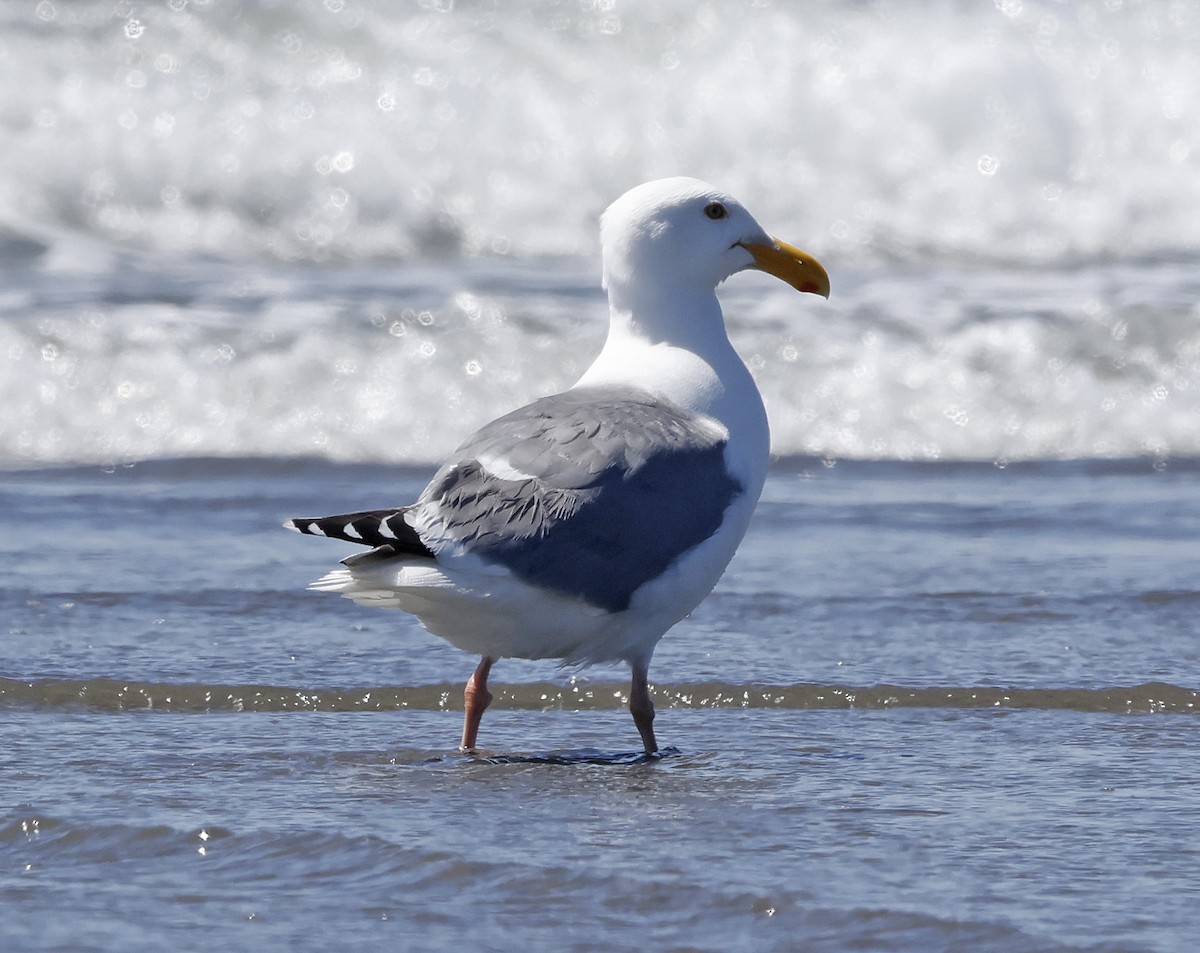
xmin=283 ymin=508 xmax=435 ymax=561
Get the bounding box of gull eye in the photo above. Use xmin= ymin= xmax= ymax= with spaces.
xmin=703 ymin=201 xmax=728 ymax=221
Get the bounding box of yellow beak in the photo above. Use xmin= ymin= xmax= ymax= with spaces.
xmin=740 ymin=239 xmax=831 ymax=298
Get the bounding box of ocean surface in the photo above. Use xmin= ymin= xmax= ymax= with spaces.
xmin=3 ymin=1 xmax=1200 ymax=951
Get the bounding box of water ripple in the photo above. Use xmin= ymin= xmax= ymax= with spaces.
xmin=2 ymin=676 xmax=1195 ymax=715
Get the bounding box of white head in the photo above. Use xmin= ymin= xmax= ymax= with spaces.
xmin=600 ymin=177 xmax=829 ymax=307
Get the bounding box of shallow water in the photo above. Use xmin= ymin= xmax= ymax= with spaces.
xmin=3 ymin=458 xmax=1198 ymax=952
xmin=3 ymin=2 xmax=1200 ymax=948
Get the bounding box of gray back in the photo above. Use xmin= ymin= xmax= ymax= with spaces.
xmin=418 ymin=386 xmax=743 ymax=612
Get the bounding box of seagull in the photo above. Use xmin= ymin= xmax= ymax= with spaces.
xmin=284 ymin=177 xmax=829 ymax=754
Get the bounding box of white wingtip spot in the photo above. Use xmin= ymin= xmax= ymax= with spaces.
xmin=282 ymin=519 xmax=300 ymax=532
xmin=377 ymin=520 xmax=398 ymax=539
xmin=343 ymin=523 xmax=363 ymax=540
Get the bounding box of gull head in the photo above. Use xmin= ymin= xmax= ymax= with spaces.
xmin=600 ymin=177 xmax=830 ymax=303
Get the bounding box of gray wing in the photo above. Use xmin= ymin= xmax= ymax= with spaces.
xmin=415 ymin=386 xmax=743 ymax=612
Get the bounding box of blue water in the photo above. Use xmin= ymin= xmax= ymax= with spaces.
xmin=4 ymin=458 xmax=1200 ymax=952
xmin=3 ymin=1 xmax=1200 ymax=950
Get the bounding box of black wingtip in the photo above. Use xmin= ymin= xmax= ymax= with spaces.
xmin=283 ymin=508 xmax=435 ymax=558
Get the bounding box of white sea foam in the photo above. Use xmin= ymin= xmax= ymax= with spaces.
xmin=3 ymin=254 xmax=1198 ymax=465
xmin=1 ymin=1 xmax=1198 ymax=466
xmin=1 ymin=0 xmax=1197 ymax=264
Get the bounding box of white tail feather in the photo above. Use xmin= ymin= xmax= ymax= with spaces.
xmin=309 ymin=569 xmax=353 ymax=592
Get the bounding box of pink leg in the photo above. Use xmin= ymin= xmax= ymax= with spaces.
xmin=629 ymin=661 xmax=658 ymax=754
xmin=460 ymin=656 xmax=494 ymax=751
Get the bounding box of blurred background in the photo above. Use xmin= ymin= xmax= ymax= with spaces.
xmin=2 ymin=0 xmax=1198 ymax=465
